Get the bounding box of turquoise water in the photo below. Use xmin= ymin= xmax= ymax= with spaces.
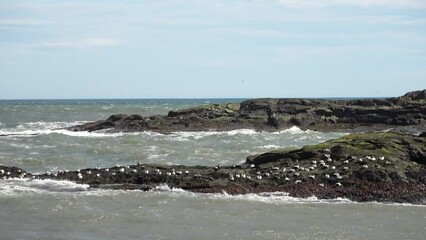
xmin=0 ymin=99 xmax=425 ymax=240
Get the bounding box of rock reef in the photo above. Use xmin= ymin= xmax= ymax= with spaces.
xmin=2 ymin=132 xmax=425 ymax=204
xmin=67 ymin=89 xmax=426 ymax=134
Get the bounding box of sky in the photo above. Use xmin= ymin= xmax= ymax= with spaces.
xmin=0 ymin=0 xmax=425 ymax=99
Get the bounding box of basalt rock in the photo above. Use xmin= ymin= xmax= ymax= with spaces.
xmin=2 ymin=132 xmax=425 ymax=204
xmin=66 ymin=90 xmax=426 ymax=134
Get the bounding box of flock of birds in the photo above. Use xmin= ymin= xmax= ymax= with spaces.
xmin=0 ymin=149 xmax=393 ymax=189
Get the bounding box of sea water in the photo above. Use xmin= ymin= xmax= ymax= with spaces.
xmin=0 ymin=99 xmax=425 ymax=240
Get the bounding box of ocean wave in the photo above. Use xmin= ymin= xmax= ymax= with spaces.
xmin=0 ymin=178 xmax=89 ymax=196
xmin=206 ymin=192 xmax=353 ymax=205
xmin=144 ymin=185 xmax=353 ymax=205
xmin=0 ymin=121 xmax=89 ymax=137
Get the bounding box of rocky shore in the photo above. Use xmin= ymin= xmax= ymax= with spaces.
xmin=2 ymin=132 xmax=425 ymax=204
xmin=67 ymin=89 xmax=426 ymax=134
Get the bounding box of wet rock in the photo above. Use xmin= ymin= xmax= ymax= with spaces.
xmin=66 ymin=90 xmax=426 ymax=134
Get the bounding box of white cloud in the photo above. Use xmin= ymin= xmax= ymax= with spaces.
xmin=276 ymin=0 xmax=426 ymax=8
xmin=37 ymin=38 xmax=122 ymax=49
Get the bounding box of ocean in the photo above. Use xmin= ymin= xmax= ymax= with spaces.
xmin=0 ymin=99 xmax=425 ymax=240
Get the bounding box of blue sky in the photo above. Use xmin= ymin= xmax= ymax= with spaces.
xmin=0 ymin=0 xmax=425 ymax=99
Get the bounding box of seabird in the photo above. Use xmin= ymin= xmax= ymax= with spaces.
xmin=132 ymin=169 xmax=137 ymax=173
xmin=256 ymin=175 xmax=262 ymax=180
xmin=235 ymin=174 xmax=241 ymax=178
xmin=0 ymin=169 xmax=4 ymax=174
xmin=325 ymin=174 xmax=330 ymax=178
xmin=293 ymin=172 xmax=300 ymax=176
xmin=319 ymin=183 xmax=324 ymax=187
xmin=379 ymin=156 xmax=385 ymax=161
xmin=295 ymin=180 xmax=302 ymax=184
xmin=362 ymin=165 xmax=368 ymax=169
xmin=96 ymin=173 xmax=101 ymax=177
xmin=308 ymin=175 xmax=315 ymax=179
xmin=312 ymin=160 xmax=317 ymax=164
xmin=250 ymin=164 xmax=256 ymax=168
xmin=335 ymin=182 xmax=342 ymax=187
xmin=229 ymin=175 xmax=235 ymax=181
xmin=184 ymin=170 xmax=190 ymax=175
xmin=331 ymin=166 xmax=336 ymax=170
xmin=166 ymin=172 xmax=172 ymax=176
xmin=111 ymin=172 xmax=116 ymax=176
xmin=119 ymin=168 xmax=125 ymax=173
xmin=176 ymin=171 xmax=182 ymax=175
xmin=78 ymin=173 xmax=83 ymax=179
xmin=144 ymin=170 xmax=149 ymax=174
xmin=264 ymin=173 xmax=270 ymax=177
xmin=385 ymin=161 xmax=391 ymax=165
xmin=284 ymin=177 xmax=290 ymax=181
xmin=343 ymin=160 xmax=349 ymax=164
xmin=272 ymin=167 xmax=280 ymax=171
xmin=343 ymin=166 xmax=349 ymax=170
xmin=324 ymin=154 xmax=331 ymax=158
xmin=105 ymin=168 xmax=109 ymax=172
xmin=87 ymin=171 xmax=91 ymax=175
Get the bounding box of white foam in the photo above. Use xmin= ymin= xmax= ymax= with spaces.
xmin=150 ymin=184 xmax=186 ymax=192
xmin=0 ymin=178 xmax=89 ymax=196
xmin=206 ymin=192 xmax=353 ymax=205
xmin=167 ymin=129 xmax=258 ymax=141
xmin=0 ymin=121 xmax=89 ymax=137
xmin=260 ymin=144 xmax=282 ymax=150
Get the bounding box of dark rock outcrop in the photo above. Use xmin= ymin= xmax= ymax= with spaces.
xmin=2 ymin=132 xmax=425 ymax=204
xmin=66 ymin=90 xmax=426 ymax=134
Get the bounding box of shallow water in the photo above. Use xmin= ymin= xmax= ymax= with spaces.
xmin=0 ymin=99 xmax=425 ymax=240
